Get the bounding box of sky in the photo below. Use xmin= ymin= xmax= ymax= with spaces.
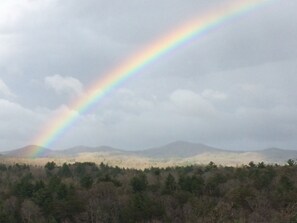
xmin=0 ymin=0 xmax=297 ymax=151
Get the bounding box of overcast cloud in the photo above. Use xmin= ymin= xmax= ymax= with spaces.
xmin=0 ymin=0 xmax=297 ymax=151
xmin=45 ymin=74 xmax=84 ymax=96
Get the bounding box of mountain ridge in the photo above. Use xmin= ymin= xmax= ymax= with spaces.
xmin=1 ymin=141 xmax=297 ymax=165
xmin=56 ymin=145 xmax=124 ymax=156
xmin=2 ymin=145 xmax=53 ymax=158
xmin=134 ymin=140 xmax=223 ymax=158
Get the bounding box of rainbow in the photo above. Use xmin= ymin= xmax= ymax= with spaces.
xmin=31 ymin=0 xmax=273 ymax=157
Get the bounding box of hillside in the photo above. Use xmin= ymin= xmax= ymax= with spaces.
xmin=2 ymin=145 xmax=54 ymax=158
xmin=135 ymin=141 xmax=223 ymax=158
xmin=56 ymin=145 xmax=124 ymax=156
xmin=1 ymin=141 xmax=297 ymax=167
xmin=256 ymin=147 xmax=297 ymax=163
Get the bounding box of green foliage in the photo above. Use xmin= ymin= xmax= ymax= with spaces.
xmin=205 ymin=161 xmax=217 ymax=171
xmin=287 ymin=159 xmax=296 ymax=166
xmin=58 ymin=163 xmax=72 ymax=177
xmin=14 ymin=174 xmax=35 ymax=198
xmin=74 ymin=162 xmax=86 ymax=177
xmin=45 ymin=161 xmax=56 ymax=171
xmin=163 ymin=173 xmax=177 ymax=194
xmin=48 ymin=175 xmax=62 ymax=191
xmin=0 ymin=164 xmax=7 ymax=171
xmin=0 ymin=161 xmax=296 ymax=222
xmin=252 ymin=167 xmax=276 ymax=190
xmin=179 ymin=175 xmax=204 ymax=195
xmin=248 ymin=161 xmax=256 ymax=168
xmin=97 ymin=173 xmax=122 ymax=187
xmin=80 ymin=175 xmax=93 ymax=189
xmin=152 ymin=167 xmax=161 ymax=176
xmin=130 ymin=174 xmax=148 ymax=193
xmin=257 ymin=162 xmax=266 ymax=168
xmin=121 ymin=194 xmax=164 ymax=222
xmin=278 ymin=175 xmax=295 ymax=192
xmin=205 ymin=173 xmax=226 ymax=196
xmin=228 ymin=187 xmax=254 ymax=209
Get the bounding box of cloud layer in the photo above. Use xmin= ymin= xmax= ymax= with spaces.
xmin=45 ymin=74 xmax=83 ymax=96
xmin=0 ymin=79 xmax=14 ymax=97
xmin=0 ymin=0 xmax=297 ymax=151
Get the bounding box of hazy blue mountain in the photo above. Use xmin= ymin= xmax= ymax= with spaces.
xmin=2 ymin=145 xmax=54 ymax=158
xmin=56 ymin=145 xmax=125 ymax=156
xmin=2 ymin=142 xmax=297 ymax=164
xmin=256 ymin=147 xmax=297 ymax=163
xmin=135 ymin=141 xmax=224 ymax=158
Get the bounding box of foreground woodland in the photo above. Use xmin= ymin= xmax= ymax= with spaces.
xmin=0 ymin=160 xmax=297 ymax=223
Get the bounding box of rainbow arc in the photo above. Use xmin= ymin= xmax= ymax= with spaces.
xmin=31 ymin=0 xmax=273 ymax=157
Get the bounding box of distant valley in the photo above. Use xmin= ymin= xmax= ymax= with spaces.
xmin=1 ymin=141 xmax=297 ymax=168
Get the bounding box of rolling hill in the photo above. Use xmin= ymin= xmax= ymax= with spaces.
xmin=1 ymin=141 xmax=297 ymax=167
xmin=2 ymin=145 xmax=54 ymax=158
xmin=56 ymin=145 xmax=124 ymax=156
xmin=135 ymin=141 xmax=223 ymax=158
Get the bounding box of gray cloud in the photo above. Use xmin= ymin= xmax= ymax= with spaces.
xmin=0 ymin=0 xmax=297 ymax=151
xmin=169 ymin=89 xmax=216 ymax=117
xmin=0 ymin=79 xmax=15 ymax=98
xmin=45 ymin=74 xmax=83 ymax=96
xmin=0 ymin=99 xmax=43 ymax=149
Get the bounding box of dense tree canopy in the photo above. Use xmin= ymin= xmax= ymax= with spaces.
xmin=0 ymin=161 xmax=297 ymax=222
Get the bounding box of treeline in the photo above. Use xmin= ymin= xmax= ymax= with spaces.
xmin=0 ymin=160 xmax=297 ymax=222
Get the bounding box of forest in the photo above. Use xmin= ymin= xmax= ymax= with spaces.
xmin=0 ymin=160 xmax=297 ymax=223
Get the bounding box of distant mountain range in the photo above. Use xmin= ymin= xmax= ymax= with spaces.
xmin=1 ymin=141 xmax=297 ymax=166
xmin=57 ymin=145 xmax=123 ymax=156
xmin=1 ymin=145 xmax=54 ymax=158
xmin=135 ymin=141 xmax=223 ymax=158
